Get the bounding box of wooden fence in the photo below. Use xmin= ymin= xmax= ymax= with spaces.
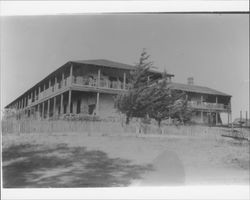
xmin=2 ymin=119 xmax=136 ymax=135
xmin=2 ymin=118 xmax=235 ymax=139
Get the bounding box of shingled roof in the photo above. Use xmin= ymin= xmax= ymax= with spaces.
xmin=5 ymin=59 xmax=173 ymax=108
xmin=168 ymin=82 xmax=231 ymax=97
xmin=73 ymin=59 xmax=134 ymax=70
xmin=73 ymin=59 xmax=174 ymax=76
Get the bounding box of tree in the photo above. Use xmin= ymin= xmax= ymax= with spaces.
xmin=169 ymin=94 xmax=194 ymax=125
xmin=115 ymin=49 xmax=155 ymax=124
xmin=115 ymin=49 xmax=191 ymax=128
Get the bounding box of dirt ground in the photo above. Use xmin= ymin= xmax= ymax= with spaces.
xmin=2 ymin=127 xmax=250 ymax=188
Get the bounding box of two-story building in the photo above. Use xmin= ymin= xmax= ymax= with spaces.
xmin=4 ymin=59 xmax=232 ymax=125
xmin=4 ymin=59 xmax=171 ymax=120
xmin=168 ymin=79 xmax=232 ymax=125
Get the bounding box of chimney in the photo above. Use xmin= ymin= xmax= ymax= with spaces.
xmin=187 ymin=77 xmax=194 ymax=85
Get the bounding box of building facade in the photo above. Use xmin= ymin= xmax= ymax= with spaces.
xmin=169 ymin=82 xmax=232 ymax=125
xmin=4 ymin=59 xmax=232 ymax=125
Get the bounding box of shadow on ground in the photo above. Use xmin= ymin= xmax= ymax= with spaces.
xmin=2 ymin=143 xmax=153 ymax=188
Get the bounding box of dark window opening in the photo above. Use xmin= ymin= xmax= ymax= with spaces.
xmin=76 ymin=99 xmax=81 ymax=114
xmin=88 ymin=104 xmax=96 ymax=115
xmin=64 ymin=104 xmax=67 ymax=114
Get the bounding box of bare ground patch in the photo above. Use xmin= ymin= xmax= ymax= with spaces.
xmin=2 ymin=143 xmax=153 ymax=188
xmin=2 ymin=127 xmax=249 ymax=187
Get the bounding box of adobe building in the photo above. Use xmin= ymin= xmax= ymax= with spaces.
xmin=4 ymin=59 xmax=232 ymax=125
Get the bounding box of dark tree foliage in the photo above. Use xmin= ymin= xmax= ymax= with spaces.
xmin=168 ymin=92 xmax=194 ymax=125
xmin=115 ymin=49 xmax=193 ymax=126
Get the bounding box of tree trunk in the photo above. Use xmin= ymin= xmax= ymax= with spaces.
xmin=157 ymin=119 xmax=163 ymax=134
xmin=158 ymin=119 xmax=161 ymax=128
xmin=126 ymin=115 xmax=130 ymax=125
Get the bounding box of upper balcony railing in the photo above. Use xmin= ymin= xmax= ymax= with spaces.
xmin=72 ymin=77 xmax=131 ymax=90
xmin=26 ymin=76 xmax=131 ymax=107
xmin=27 ymin=77 xmax=71 ymax=106
xmin=187 ymin=101 xmax=230 ymax=111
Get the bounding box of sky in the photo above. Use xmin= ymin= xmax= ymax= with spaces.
xmin=1 ymin=14 xmax=249 ymax=119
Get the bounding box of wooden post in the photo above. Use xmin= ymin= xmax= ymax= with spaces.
xmin=31 ymin=91 xmax=34 ymax=103
xmin=43 ymin=84 xmax=45 ymax=98
xmin=53 ymin=96 xmax=56 ymax=117
xmin=38 ymin=104 xmax=40 ymax=119
xmin=246 ymin=111 xmax=248 ymax=124
xmin=68 ymin=90 xmax=72 ymax=114
xmin=38 ymin=86 xmax=41 ymax=100
xmin=23 ymin=97 xmax=26 ymax=108
xmin=97 ymin=69 xmax=101 ymax=87
xmin=123 ymin=72 xmax=126 ymax=89
xmin=70 ymin=64 xmax=73 ymax=86
xmin=201 ymin=111 xmax=204 ymax=123
xmin=55 ymin=76 xmax=57 ymax=91
xmin=47 ymin=99 xmax=50 ymax=119
xmin=60 ymin=93 xmax=64 ymax=115
xmin=61 ymin=72 xmax=65 ymax=88
xmin=48 ymin=79 xmax=51 ymax=95
xmin=20 ymin=98 xmax=22 ymax=109
xmin=42 ymin=102 xmax=45 ymax=119
xmin=215 ymin=112 xmax=218 ymax=125
xmin=96 ymin=92 xmax=100 ymax=115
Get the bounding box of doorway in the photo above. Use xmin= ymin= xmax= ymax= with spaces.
xmin=88 ymin=104 xmax=96 ymax=115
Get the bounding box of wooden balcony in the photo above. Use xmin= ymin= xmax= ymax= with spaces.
xmin=26 ymin=77 xmax=71 ymax=107
xmin=26 ymin=76 xmax=131 ymax=107
xmin=187 ymin=101 xmax=230 ymax=111
xmin=72 ymin=77 xmax=130 ymax=90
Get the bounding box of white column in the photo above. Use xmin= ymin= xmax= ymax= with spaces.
xmin=70 ymin=64 xmax=73 ymax=85
xmin=31 ymin=91 xmax=33 ymax=103
xmin=47 ymin=99 xmax=50 ymax=119
xmin=96 ymin=92 xmax=100 ymax=115
xmin=215 ymin=112 xmax=218 ymax=125
xmin=201 ymin=111 xmax=204 ymax=123
xmin=38 ymin=86 xmax=41 ymax=100
xmin=68 ymin=90 xmax=72 ymax=114
xmin=37 ymin=104 xmax=40 ymax=119
xmin=48 ymin=80 xmax=51 ymax=95
xmin=42 ymin=102 xmax=45 ymax=119
xmin=123 ymin=72 xmax=126 ymax=89
xmin=21 ymin=98 xmax=23 ymax=109
xmin=60 ymin=93 xmax=64 ymax=115
xmin=53 ymin=96 xmax=56 ymax=117
xmin=54 ymin=76 xmax=57 ymax=91
xmin=62 ymin=72 xmax=65 ymax=87
xmin=97 ymin=69 xmax=101 ymax=87
xmin=23 ymin=97 xmax=26 ymax=108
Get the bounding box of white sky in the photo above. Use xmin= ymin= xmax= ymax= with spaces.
xmin=0 ymin=2 xmax=249 ymax=120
